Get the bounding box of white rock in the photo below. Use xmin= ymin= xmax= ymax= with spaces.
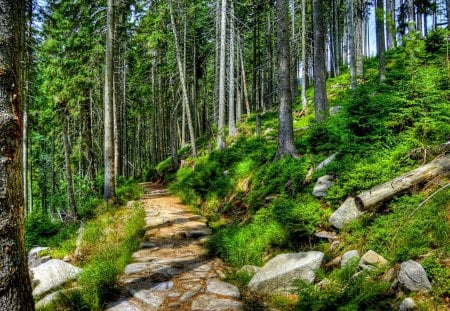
xmin=399 ymin=297 xmax=417 ymax=311
xmin=248 ymin=251 xmax=324 ymax=294
xmin=398 ymin=260 xmax=432 ymax=292
xmin=313 ymin=175 xmax=335 ymax=197
xmin=316 ymin=153 xmax=338 ymax=171
xmin=28 ymin=246 xmax=50 ymax=268
xmin=206 ymin=279 xmax=240 ymax=298
xmin=341 ymin=250 xmax=359 ymax=267
xmin=329 ymin=198 xmax=364 ymax=229
xmin=31 ymin=259 xmax=81 ymax=297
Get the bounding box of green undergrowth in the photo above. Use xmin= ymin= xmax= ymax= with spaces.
xmin=161 ymin=33 xmax=450 ymax=310
xmin=29 ymin=181 xmax=145 ymax=310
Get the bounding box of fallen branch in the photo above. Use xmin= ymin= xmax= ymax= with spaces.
xmin=354 ymin=153 xmax=450 ymax=211
xmin=409 ymin=182 xmax=450 ymax=217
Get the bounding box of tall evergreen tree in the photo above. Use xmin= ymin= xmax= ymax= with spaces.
xmin=313 ymin=0 xmax=328 ymax=121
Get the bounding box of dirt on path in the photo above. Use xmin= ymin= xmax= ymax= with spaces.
xmin=105 ymin=183 xmax=243 ymax=311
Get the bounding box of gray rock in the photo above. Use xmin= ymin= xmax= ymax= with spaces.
xmin=31 ymin=259 xmax=81 ymax=297
xmin=140 ymin=241 xmax=157 ymax=248
xmin=248 ymin=251 xmax=324 ymax=294
xmin=206 ymin=279 xmax=240 ymax=298
xmin=191 ymin=294 xmax=243 ymax=311
xmin=312 ymin=175 xmax=335 ymax=197
xmin=359 ymin=250 xmax=388 ymax=269
xmin=105 ymin=298 xmax=143 ymax=311
xmin=314 ymin=230 xmax=338 ymax=241
xmin=329 ymin=198 xmax=364 ymax=229
xmin=316 ymin=153 xmax=338 ymax=171
xmin=237 ymin=265 xmax=260 ymax=276
xmin=398 ymin=260 xmax=432 ymax=292
xmin=28 ymin=246 xmax=50 ymax=268
xmin=130 ymin=289 xmax=164 ymax=308
xmin=341 ymin=250 xmax=359 ymax=267
xmin=185 ymin=228 xmax=212 ymax=238
xmin=151 ymin=281 xmax=174 ymax=291
xmin=35 ymin=291 xmax=61 ymax=308
xmin=124 ymin=262 xmax=152 ymax=275
xmin=180 ymin=290 xmax=197 ymax=302
xmin=330 ymin=240 xmax=341 ymax=250
xmin=399 ymin=297 xmax=417 ymax=311
xmin=329 ymin=106 xmax=343 ymax=116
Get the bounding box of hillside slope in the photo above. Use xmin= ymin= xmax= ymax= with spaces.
xmin=158 ymin=36 xmax=450 ymax=310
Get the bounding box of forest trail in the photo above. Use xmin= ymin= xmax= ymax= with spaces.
xmin=105 ymin=183 xmax=243 ymax=311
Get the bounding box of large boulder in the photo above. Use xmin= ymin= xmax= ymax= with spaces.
xmin=329 ymin=198 xmax=364 ymax=229
xmin=398 ymin=260 xmax=432 ymax=292
xmin=312 ymin=175 xmax=334 ymax=198
xmin=31 ymin=259 xmax=82 ymax=297
xmin=248 ymin=251 xmax=324 ymax=294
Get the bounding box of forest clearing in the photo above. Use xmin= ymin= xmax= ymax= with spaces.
xmin=0 ymin=0 xmax=450 ymax=310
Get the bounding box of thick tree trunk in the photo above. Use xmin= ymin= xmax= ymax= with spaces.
xmin=62 ymin=117 xmax=79 ymax=220
xmin=0 ymin=0 xmax=35 ymax=308
xmin=168 ymin=0 xmax=197 ymax=157
xmin=376 ymin=0 xmax=386 ymax=81
xmin=217 ymin=0 xmax=227 ymax=149
xmin=275 ymin=0 xmax=298 ymax=159
xmin=313 ymin=0 xmax=328 ymax=121
xmin=239 ymin=41 xmax=251 ymax=117
xmin=228 ymin=1 xmax=237 ymax=137
xmin=355 ymin=154 xmax=450 ymax=211
xmin=104 ymin=0 xmax=116 ymax=202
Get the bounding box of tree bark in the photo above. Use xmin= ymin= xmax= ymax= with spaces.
xmin=0 ymin=0 xmax=35 ymax=308
xmin=376 ymin=0 xmax=386 ymax=81
xmin=301 ymin=0 xmax=307 ymax=110
xmin=104 ymin=0 xmax=116 ymax=202
xmin=346 ymin=0 xmax=357 ymax=89
xmin=217 ymin=0 xmax=227 ymax=149
xmin=228 ymin=1 xmax=237 ymax=137
xmin=168 ymin=0 xmax=197 ymax=157
xmin=275 ymin=0 xmax=298 ymax=159
xmin=355 ymin=154 xmax=450 ymax=211
xmin=313 ymin=0 xmax=328 ymax=121
xmin=62 ymin=116 xmax=79 ymax=220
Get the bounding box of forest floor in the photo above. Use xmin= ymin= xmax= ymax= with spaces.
xmin=105 ymin=183 xmax=243 ymax=311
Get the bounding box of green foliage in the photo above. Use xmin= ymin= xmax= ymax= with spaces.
xmin=207 ymin=221 xmax=286 ymax=267
xmin=343 ymin=189 xmax=450 ymax=262
xmin=246 ymin=157 xmax=310 ymax=209
xmin=115 ymin=180 xmax=144 ymax=204
xmin=295 ymin=260 xmax=391 ymax=310
xmin=422 ymin=256 xmax=450 ymax=298
xmin=45 ymin=205 xmax=145 ymax=310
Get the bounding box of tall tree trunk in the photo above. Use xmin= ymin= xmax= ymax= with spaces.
xmin=275 ymin=0 xmax=298 ymax=159
xmin=386 ymin=0 xmax=396 ymax=49
xmin=228 ymin=1 xmax=237 ymax=137
xmin=313 ymin=0 xmax=328 ymax=121
xmin=301 ymin=0 xmax=307 ymax=111
xmin=407 ymin=0 xmax=415 ymax=31
xmin=85 ymin=91 xmax=96 ymax=188
xmin=291 ymin=0 xmax=298 ymax=99
xmin=347 ymin=0 xmax=357 ymax=89
xmin=168 ymin=0 xmax=197 ymax=157
xmin=104 ymin=0 xmax=116 ymax=202
xmin=62 ymin=116 xmax=79 ymax=220
xmin=217 ymin=0 xmax=227 ymax=149
xmin=0 ymin=0 xmax=35 ymax=308
xmin=213 ymin=0 xmax=220 ymax=124
xmin=239 ymin=39 xmax=251 ymax=117
xmin=355 ymin=0 xmax=364 ymax=79
xmin=376 ymin=0 xmax=386 ymax=81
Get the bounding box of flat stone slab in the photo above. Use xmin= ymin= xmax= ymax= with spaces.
xmin=124 ymin=262 xmax=153 ymax=275
xmin=184 ymin=229 xmax=212 ymax=238
xmin=140 ymin=241 xmax=157 ymax=248
xmin=131 ymin=289 xmax=164 ymax=309
xmin=151 ymin=281 xmax=174 ymax=291
xmin=329 ymin=197 xmax=364 ymax=229
xmin=105 ymin=298 xmax=143 ymax=311
xmin=206 ymin=279 xmax=240 ymax=298
xmin=191 ymin=294 xmax=243 ymax=311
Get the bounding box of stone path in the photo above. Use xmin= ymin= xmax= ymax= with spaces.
xmin=105 ymin=183 xmax=243 ymax=311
